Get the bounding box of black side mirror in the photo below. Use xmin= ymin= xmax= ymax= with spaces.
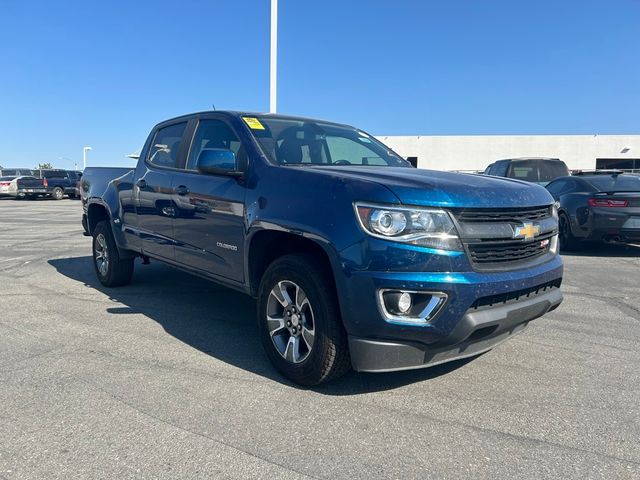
xmin=197 ymin=149 xmax=242 ymax=177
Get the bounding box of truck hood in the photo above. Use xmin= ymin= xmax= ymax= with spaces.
xmin=302 ymin=165 xmax=553 ymax=208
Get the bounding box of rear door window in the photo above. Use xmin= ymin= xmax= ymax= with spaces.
xmin=147 ymin=122 xmax=188 ymax=168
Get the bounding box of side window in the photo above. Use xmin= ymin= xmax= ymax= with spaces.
xmin=546 ymin=180 xmax=566 ymax=195
xmin=562 ymin=180 xmax=577 ymax=193
xmin=148 ymin=122 xmax=188 ymax=168
xmin=186 ymin=119 xmax=243 ymax=171
xmin=492 ymin=161 xmax=509 ymax=176
xmin=48 ymin=170 xmax=68 ymax=179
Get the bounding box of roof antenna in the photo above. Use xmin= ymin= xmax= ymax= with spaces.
xmin=211 ymin=103 xmax=216 ymax=111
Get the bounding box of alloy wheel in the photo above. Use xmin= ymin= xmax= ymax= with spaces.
xmin=266 ymin=280 xmax=315 ymax=364
xmin=94 ymin=233 xmax=110 ymax=277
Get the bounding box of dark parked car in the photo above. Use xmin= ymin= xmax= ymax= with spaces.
xmin=546 ymin=171 xmax=640 ymax=250
xmin=81 ymin=111 xmax=563 ymax=385
xmin=17 ymin=169 xmax=82 ymax=199
xmin=484 ymin=158 xmax=570 ymax=186
xmin=37 ymin=169 xmax=83 ymax=199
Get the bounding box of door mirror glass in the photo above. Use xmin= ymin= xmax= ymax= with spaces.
xmin=197 ymin=149 xmax=238 ymax=175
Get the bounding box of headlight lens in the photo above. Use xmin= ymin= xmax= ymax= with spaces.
xmin=355 ymin=203 xmax=462 ymax=251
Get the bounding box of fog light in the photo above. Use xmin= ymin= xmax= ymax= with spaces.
xmin=398 ymin=292 xmax=412 ymax=313
xmin=378 ymin=289 xmax=448 ymax=326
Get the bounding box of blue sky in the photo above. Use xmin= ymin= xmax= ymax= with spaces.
xmin=0 ymin=0 xmax=638 ymax=169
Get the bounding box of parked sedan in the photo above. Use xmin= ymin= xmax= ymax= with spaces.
xmin=546 ymin=171 xmax=640 ymax=250
xmin=0 ymin=176 xmax=17 ymax=197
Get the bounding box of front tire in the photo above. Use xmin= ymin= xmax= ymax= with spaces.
xmin=257 ymin=254 xmax=350 ymax=386
xmin=93 ymin=221 xmax=134 ymax=287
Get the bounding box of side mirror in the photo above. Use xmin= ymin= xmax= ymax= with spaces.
xmin=196 ymin=149 xmax=242 ymax=177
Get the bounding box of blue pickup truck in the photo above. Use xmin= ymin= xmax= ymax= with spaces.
xmin=81 ymin=111 xmax=563 ymax=385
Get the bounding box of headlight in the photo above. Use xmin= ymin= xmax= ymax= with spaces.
xmin=354 ymin=202 xmax=462 ymax=251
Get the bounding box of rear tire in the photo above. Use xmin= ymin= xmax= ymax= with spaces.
xmin=52 ymin=187 xmax=64 ymax=200
xmin=559 ymin=212 xmax=581 ymax=252
xmin=257 ymin=254 xmax=350 ymax=386
xmin=92 ymin=221 xmax=134 ymax=287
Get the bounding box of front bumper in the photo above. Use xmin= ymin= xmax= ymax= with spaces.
xmin=349 ymin=287 xmax=562 ymax=372
xmin=335 ymin=238 xmax=563 ymax=372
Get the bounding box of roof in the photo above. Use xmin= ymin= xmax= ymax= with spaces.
xmin=158 ymin=110 xmax=354 ymax=129
xmin=496 ymin=157 xmax=562 ymax=162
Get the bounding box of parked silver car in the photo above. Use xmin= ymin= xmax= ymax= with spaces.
xmin=0 ymin=176 xmax=17 ymax=197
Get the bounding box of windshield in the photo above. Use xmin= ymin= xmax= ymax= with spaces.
xmin=244 ymin=116 xmax=410 ymax=167
xmin=587 ymin=175 xmax=640 ymax=192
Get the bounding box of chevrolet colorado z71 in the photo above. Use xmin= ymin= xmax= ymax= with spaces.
xmin=81 ymin=111 xmax=563 ymax=385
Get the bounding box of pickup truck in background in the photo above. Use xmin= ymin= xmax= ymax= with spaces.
xmin=81 ymin=111 xmax=563 ymax=385
xmin=16 ymin=169 xmax=83 ymax=199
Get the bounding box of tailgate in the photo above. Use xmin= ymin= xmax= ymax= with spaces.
xmin=17 ymin=178 xmax=46 ymax=189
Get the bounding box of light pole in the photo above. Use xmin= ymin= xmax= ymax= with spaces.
xmin=83 ymin=146 xmax=92 ymax=170
xmin=270 ymin=0 xmax=278 ymax=113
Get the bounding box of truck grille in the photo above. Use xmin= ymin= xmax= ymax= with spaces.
xmin=467 ymin=233 xmax=554 ymax=265
xmin=452 ymin=206 xmax=556 ymax=270
xmin=455 ymin=206 xmax=551 ymax=223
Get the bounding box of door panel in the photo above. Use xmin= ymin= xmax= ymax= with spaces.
xmin=172 ymin=118 xmax=246 ymax=282
xmin=134 ymin=121 xmax=188 ymax=260
xmin=172 ymin=171 xmax=245 ymax=282
xmin=136 ymin=168 xmax=176 ymax=260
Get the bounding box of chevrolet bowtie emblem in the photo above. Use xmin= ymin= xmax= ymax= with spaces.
xmin=514 ymin=222 xmax=540 ymax=241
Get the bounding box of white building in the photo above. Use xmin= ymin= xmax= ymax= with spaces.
xmin=376 ymin=134 xmax=640 ymax=172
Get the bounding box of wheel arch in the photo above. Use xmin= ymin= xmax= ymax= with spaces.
xmin=247 ymin=229 xmax=342 ymax=300
xmin=86 ymin=201 xmax=111 ymax=235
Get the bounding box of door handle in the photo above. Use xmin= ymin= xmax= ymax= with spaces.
xmin=175 ymin=185 xmax=189 ymax=196
xmin=136 ymin=179 xmax=147 ymax=189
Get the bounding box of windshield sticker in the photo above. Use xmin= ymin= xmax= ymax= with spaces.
xmin=243 ymin=117 xmax=265 ymax=130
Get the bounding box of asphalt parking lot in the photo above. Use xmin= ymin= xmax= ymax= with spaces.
xmin=0 ymin=198 xmax=639 ymax=479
